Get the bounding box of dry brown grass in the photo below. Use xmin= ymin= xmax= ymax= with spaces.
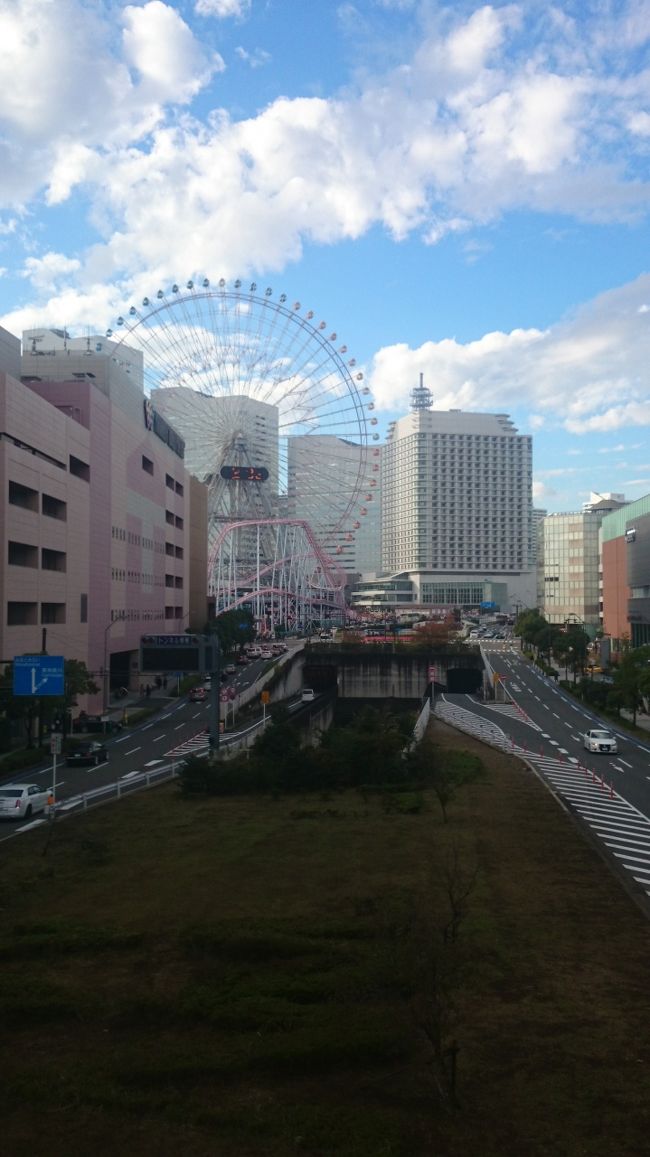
xmin=1 ymin=720 xmax=650 ymax=1156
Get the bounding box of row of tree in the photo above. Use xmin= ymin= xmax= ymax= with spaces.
xmin=513 ymin=609 xmax=650 ymax=724
xmin=179 ymin=704 xmax=484 ymax=820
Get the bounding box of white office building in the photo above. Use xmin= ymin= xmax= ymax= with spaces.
xmin=380 ymin=380 xmax=535 ymax=610
xmin=287 ymin=434 xmax=381 ymax=574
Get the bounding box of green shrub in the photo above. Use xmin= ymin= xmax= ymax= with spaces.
xmin=0 ymin=746 xmax=48 ymax=774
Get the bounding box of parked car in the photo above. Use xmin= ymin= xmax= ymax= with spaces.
xmin=189 ymin=686 xmax=207 ymax=702
xmin=72 ymin=714 xmax=122 ymax=734
xmin=583 ymin=728 xmax=618 ymax=754
xmin=66 ymin=742 xmax=108 ymax=767
xmin=301 ymin=688 xmax=315 ymax=702
xmin=0 ymin=784 xmax=51 ymax=820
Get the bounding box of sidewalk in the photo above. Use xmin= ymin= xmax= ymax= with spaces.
xmin=620 ymin=709 xmax=650 ymax=734
xmin=105 ymin=681 xmax=180 ymax=723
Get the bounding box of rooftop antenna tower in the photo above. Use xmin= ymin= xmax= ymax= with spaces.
xmin=410 ymin=372 xmax=433 ymax=412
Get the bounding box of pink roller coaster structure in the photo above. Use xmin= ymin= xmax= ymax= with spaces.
xmin=208 ymin=517 xmax=347 ymax=632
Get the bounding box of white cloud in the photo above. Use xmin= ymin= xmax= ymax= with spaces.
xmin=2 ymin=1 xmax=650 ymax=333
xmin=533 ymin=479 xmax=557 ymax=502
xmin=0 ymin=0 xmax=221 ymax=208
xmin=22 ymin=252 xmax=81 ymax=293
xmin=122 ymin=2 xmax=222 ymax=103
xmin=195 ymin=0 xmax=251 ymax=16
xmin=367 ymin=275 xmax=650 ymax=439
xmin=235 ymin=45 xmax=271 ymax=69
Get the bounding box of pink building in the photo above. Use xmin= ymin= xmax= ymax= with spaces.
xmin=1 ymin=326 xmax=207 ymax=713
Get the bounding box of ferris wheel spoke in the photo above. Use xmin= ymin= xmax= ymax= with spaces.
xmin=111 ymin=279 xmax=376 ymax=621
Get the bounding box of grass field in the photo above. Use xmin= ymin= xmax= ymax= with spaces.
xmin=2 ymin=720 xmax=650 ymax=1156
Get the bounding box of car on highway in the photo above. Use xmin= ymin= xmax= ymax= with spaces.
xmin=0 ymin=783 xmax=51 ymax=820
xmin=189 ymin=686 xmax=207 ymax=702
xmin=301 ymin=688 xmax=315 ymax=702
xmin=260 ymin=649 xmax=273 ymax=660
xmin=583 ymin=728 xmax=618 ymax=754
xmin=65 ymin=742 xmax=108 ymax=767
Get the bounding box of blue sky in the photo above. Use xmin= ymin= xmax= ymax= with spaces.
xmin=1 ymin=0 xmax=650 ymax=513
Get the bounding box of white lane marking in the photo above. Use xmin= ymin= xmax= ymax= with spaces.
xmin=120 ymin=771 xmax=140 ymax=780
xmin=114 ymin=735 xmax=129 ymax=744
xmin=610 ymin=763 xmax=626 ymax=773
xmin=142 ymin=724 xmax=154 ymax=731
xmin=153 ymin=734 xmax=165 ymax=742
xmin=613 ymin=852 xmax=650 ymax=865
xmin=174 ymin=723 xmax=186 ymax=730
xmin=619 ymin=759 xmax=633 ymax=769
xmin=86 ymin=761 xmax=108 ymax=772
xmin=192 ymin=712 xmax=201 ymax=719
xmin=124 ymin=747 xmax=141 ymax=755
xmin=144 ymin=760 xmax=163 ymax=768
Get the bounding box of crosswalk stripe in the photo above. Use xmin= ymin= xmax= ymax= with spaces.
xmin=435 ymin=696 xmax=650 ymax=900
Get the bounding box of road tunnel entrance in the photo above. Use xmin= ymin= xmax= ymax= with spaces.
xmin=446 ymin=666 xmax=483 ymax=693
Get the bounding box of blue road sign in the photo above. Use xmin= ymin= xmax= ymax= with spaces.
xmin=13 ymin=655 xmax=65 ymax=697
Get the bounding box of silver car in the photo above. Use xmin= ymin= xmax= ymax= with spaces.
xmin=0 ymin=783 xmax=51 ymax=820
xmin=583 ymin=729 xmax=618 ymax=754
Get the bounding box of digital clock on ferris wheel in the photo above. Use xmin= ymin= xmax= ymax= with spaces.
xmin=220 ymin=466 xmax=269 ymax=482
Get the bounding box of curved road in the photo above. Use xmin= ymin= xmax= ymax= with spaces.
xmin=436 ymin=643 xmax=650 ymax=914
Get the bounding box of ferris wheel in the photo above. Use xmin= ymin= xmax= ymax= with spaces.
xmin=108 ymin=278 xmax=380 ymax=625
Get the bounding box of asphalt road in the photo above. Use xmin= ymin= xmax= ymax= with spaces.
xmin=437 ymin=643 xmax=650 ymax=911
xmin=0 ymin=640 xmax=317 ymax=831
xmin=0 ymin=654 xmax=281 ymax=807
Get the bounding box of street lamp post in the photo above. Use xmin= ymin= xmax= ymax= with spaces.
xmin=103 ymin=613 xmax=126 ymax=715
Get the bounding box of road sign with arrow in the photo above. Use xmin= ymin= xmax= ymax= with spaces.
xmin=13 ymin=655 xmax=65 ymax=697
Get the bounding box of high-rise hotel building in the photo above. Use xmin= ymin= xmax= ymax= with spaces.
xmin=380 ymin=380 xmax=535 ymax=609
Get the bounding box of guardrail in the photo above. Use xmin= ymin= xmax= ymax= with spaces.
xmin=51 ymin=760 xmax=181 ymax=820
xmin=45 ymin=715 xmax=271 ymax=823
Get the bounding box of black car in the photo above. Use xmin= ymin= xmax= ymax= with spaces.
xmin=66 ymin=742 xmax=108 ymax=767
xmin=72 ymin=714 xmax=122 ymax=735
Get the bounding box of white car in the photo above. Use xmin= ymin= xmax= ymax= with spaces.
xmin=0 ymin=783 xmax=51 ymax=820
xmin=301 ymin=688 xmax=315 ymax=702
xmin=260 ymin=649 xmax=273 ymax=660
xmin=583 ymin=729 xmax=618 ymax=754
